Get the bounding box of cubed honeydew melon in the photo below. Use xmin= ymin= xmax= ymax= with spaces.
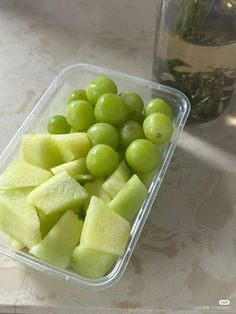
xmin=30 ymin=210 xmax=83 ymax=268
xmin=0 ymin=189 xmax=41 ymax=248
xmin=71 ymin=245 xmax=118 ymax=279
xmin=21 ymin=133 xmax=63 ymax=169
xmin=81 ymin=196 xmax=130 ymax=256
xmin=10 ymin=238 xmax=25 ymax=251
xmin=37 ymin=209 xmax=64 ymax=238
xmin=0 ymin=160 xmax=52 ymax=189
xmin=103 ymin=160 xmax=131 ymax=198
xmin=27 ymin=172 xmax=88 ymax=215
xmin=53 ymin=133 xmax=91 ymax=163
xmin=51 ymin=158 xmax=88 ymax=177
xmin=21 ymin=133 xmax=91 ymax=170
xmin=109 ymin=174 xmax=147 ymax=224
xmin=83 ymin=178 xmax=111 ymax=213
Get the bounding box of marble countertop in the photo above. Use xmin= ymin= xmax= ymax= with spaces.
xmin=0 ymin=1 xmax=236 ymax=313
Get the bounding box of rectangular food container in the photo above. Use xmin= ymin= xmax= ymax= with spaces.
xmin=0 ymin=64 xmax=190 ymax=289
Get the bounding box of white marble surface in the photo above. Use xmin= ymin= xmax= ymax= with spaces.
xmin=0 ymin=1 xmax=236 ymax=313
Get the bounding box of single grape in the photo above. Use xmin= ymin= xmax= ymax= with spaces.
xmin=125 ymin=139 xmax=160 ymax=173
xmin=47 ymin=115 xmax=70 ymax=134
xmin=87 ymin=122 xmax=119 ymax=149
xmin=66 ymin=100 xmax=95 ymax=132
xmin=86 ymin=77 xmax=117 ymax=105
xmin=120 ymin=91 xmax=144 ymax=121
xmin=86 ymin=144 xmax=119 ymax=177
xmin=75 ymin=174 xmax=95 ymax=184
xmin=119 ymin=120 xmax=145 ymax=149
xmin=145 ymin=98 xmax=173 ymax=120
xmin=66 ymin=89 xmax=87 ymax=105
xmin=143 ymin=112 xmax=173 ymax=144
xmin=94 ymin=93 xmax=127 ymax=127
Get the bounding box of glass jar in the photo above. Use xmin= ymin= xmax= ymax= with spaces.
xmin=153 ymin=0 xmax=236 ymax=123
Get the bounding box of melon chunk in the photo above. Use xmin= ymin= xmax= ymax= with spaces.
xmin=0 ymin=160 xmax=52 ymax=189
xmin=27 ymin=172 xmax=88 ymax=214
xmin=30 ymin=210 xmax=83 ymax=268
xmin=103 ymin=160 xmax=131 ymax=198
xmin=71 ymin=245 xmax=117 ymax=279
xmin=54 ymin=133 xmax=91 ymax=163
xmin=51 ymin=158 xmax=88 ymax=177
xmin=81 ymin=196 xmax=130 ymax=256
xmin=21 ymin=133 xmax=63 ymax=169
xmin=83 ymin=178 xmax=111 ymax=213
xmin=0 ymin=189 xmax=41 ymax=248
xmin=37 ymin=209 xmax=63 ymax=238
xmin=10 ymin=238 xmax=25 ymax=251
xmin=21 ymin=133 xmax=91 ymax=170
xmin=109 ymin=174 xmax=147 ymax=224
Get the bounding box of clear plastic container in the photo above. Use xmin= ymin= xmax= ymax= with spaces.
xmin=0 ymin=63 xmax=190 ymax=289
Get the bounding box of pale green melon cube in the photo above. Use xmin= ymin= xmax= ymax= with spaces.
xmin=81 ymin=196 xmax=130 ymax=256
xmin=37 ymin=209 xmax=63 ymax=238
xmin=21 ymin=133 xmax=63 ymax=169
xmin=83 ymin=178 xmax=111 ymax=213
xmin=27 ymin=171 xmax=88 ymax=214
xmin=109 ymin=175 xmax=147 ymax=224
xmin=53 ymin=133 xmax=91 ymax=163
xmin=51 ymin=158 xmax=88 ymax=177
xmin=71 ymin=245 xmax=118 ymax=279
xmin=0 ymin=160 xmax=52 ymax=189
xmin=30 ymin=210 xmax=83 ymax=268
xmin=10 ymin=238 xmax=25 ymax=251
xmin=0 ymin=189 xmax=41 ymax=248
xmin=103 ymin=160 xmax=131 ymax=198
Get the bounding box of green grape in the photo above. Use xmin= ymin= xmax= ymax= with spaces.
xmin=120 ymin=91 xmax=144 ymax=121
xmin=86 ymin=144 xmax=119 ymax=177
xmin=119 ymin=120 xmax=145 ymax=149
xmin=47 ymin=115 xmax=70 ymax=134
xmin=145 ymin=98 xmax=173 ymax=120
xmin=66 ymin=89 xmax=87 ymax=105
xmin=75 ymin=174 xmax=95 ymax=184
xmin=125 ymin=139 xmax=160 ymax=173
xmin=94 ymin=93 xmax=127 ymax=127
xmin=86 ymin=77 xmax=117 ymax=105
xmin=143 ymin=112 xmax=173 ymax=144
xmin=87 ymin=122 xmax=119 ymax=150
xmin=66 ymin=100 xmax=95 ymax=132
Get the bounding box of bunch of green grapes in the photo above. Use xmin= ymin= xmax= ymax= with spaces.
xmin=47 ymin=76 xmax=174 ymax=178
